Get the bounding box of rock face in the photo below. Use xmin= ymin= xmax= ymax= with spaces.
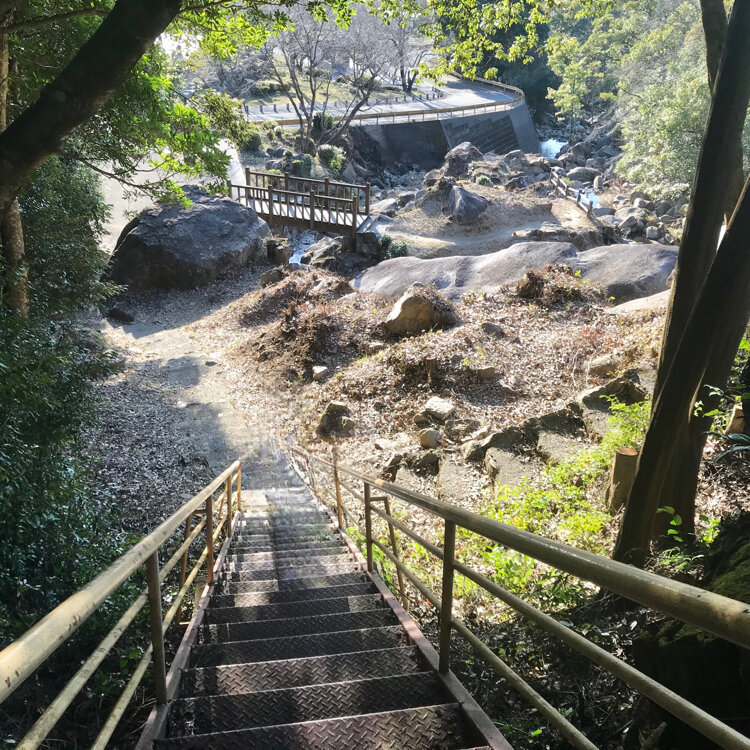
xmin=357 ymin=241 xmax=678 ymax=303
xmin=443 ymin=141 xmax=483 ymax=177
xmin=384 ymin=285 xmax=459 ymax=336
xmin=447 ymin=185 xmax=489 ymax=224
xmin=317 ymin=401 xmax=350 ymax=436
xmin=301 ymin=237 xmax=344 ymax=270
xmin=111 ymin=186 xmax=269 ymax=289
xmin=357 ymin=241 xmax=578 ymax=299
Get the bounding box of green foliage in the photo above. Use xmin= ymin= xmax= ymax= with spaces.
xmin=467 ymin=398 xmax=651 ymax=608
xmin=0 ymin=160 xmax=122 ymax=644
xmin=386 ymin=239 xmax=408 ymax=258
xmin=318 ymin=144 xmax=346 ymax=171
xmin=261 ymin=119 xmax=279 ymax=130
xmin=251 ymin=79 xmax=286 ymax=96
xmin=709 ymin=432 xmax=750 ymax=462
xmin=379 ymin=234 xmax=393 ymax=251
xmin=312 ymin=112 xmax=336 ymax=133
xmin=475 ymin=175 xmax=493 ymax=186
xmin=196 ymin=89 xmax=262 ymax=152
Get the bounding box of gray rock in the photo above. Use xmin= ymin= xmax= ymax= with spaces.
xmin=592 ymin=206 xmax=614 ymax=217
xmin=312 ymin=365 xmax=329 ymax=381
xmin=317 ymin=401 xmax=350 ymax=436
xmin=589 ymin=353 xmax=621 ymax=378
xmin=461 ymin=426 xmax=526 ymax=461
xmin=597 ymin=215 xmax=620 ymax=229
xmin=412 ymin=450 xmax=440 ymax=473
xmin=357 ymin=241 xmax=578 ymax=299
xmin=265 ymin=236 xmax=291 ymax=265
xmin=472 ymin=365 xmax=497 ymax=381
xmin=566 ymin=166 xmax=600 ymax=183
xmin=370 ymin=198 xmax=399 ymax=217
xmin=397 ymin=191 xmax=417 ymax=207
xmin=367 ymin=341 xmax=387 ymax=354
xmin=633 ymin=198 xmax=655 ymax=211
xmin=485 ymin=448 xmax=534 ymax=486
xmin=419 ymin=428 xmax=441 ymax=449
xmin=301 ymin=236 xmax=344 ymax=269
xmin=571 ymin=243 xmax=678 ymax=303
xmin=436 ymin=457 xmax=476 ymax=504
xmin=447 ymin=185 xmax=489 ymax=224
xmin=645 ymin=226 xmax=661 ymax=240
xmin=536 ymin=430 xmax=583 ymax=465
xmin=420 ymin=396 xmax=456 ymax=422
xmin=480 ymin=321 xmax=506 ymax=338
xmin=111 ymin=186 xmax=269 ymax=289
xmin=385 ymin=287 xmax=459 ymax=336
xmin=260 ymin=267 xmax=285 ymax=287
xmin=106 ymin=304 xmax=135 ymax=324
xmin=444 ymin=141 xmax=483 ymax=177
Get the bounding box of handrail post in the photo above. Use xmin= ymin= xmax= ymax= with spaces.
xmin=226 ymin=180 xmax=232 ymax=199
xmin=383 ymin=497 xmax=406 ymax=602
xmin=364 ymin=481 xmax=374 ymax=573
xmin=352 ymin=195 xmax=359 ymax=231
xmin=225 ymin=474 xmax=232 ymax=538
xmin=236 ymin=465 xmax=242 ymax=512
xmin=309 ymin=188 xmax=315 ymax=229
xmin=365 ymin=182 xmax=371 ymax=214
xmin=332 ymin=444 xmax=344 ymax=528
xmin=438 ymin=520 xmax=456 ymax=673
xmin=145 ymin=552 xmax=168 ymax=705
xmin=205 ymin=494 xmax=214 ymax=585
xmin=267 ymin=185 xmax=273 ymax=218
xmin=176 ymin=512 xmax=193 ymax=622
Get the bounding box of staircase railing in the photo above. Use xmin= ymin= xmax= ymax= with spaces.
xmin=291 ymin=447 xmax=750 ymax=750
xmin=0 ymin=461 xmax=242 ymax=750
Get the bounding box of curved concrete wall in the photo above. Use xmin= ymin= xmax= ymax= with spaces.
xmin=357 ymin=103 xmax=540 ymax=170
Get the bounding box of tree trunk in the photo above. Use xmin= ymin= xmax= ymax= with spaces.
xmin=699 ymin=0 xmax=745 ymax=225
xmin=0 ymin=23 xmax=27 ymax=314
xmin=0 ymin=0 xmax=180 ymax=221
xmin=614 ymin=1 xmax=750 ymax=564
xmin=614 ymin=173 xmax=750 ymax=566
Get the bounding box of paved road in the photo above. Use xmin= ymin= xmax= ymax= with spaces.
xmin=248 ymin=76 xmax=516 ymax=122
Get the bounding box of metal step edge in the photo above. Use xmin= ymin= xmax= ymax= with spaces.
xmin=190 ymin=625 xmax=408 ymax=668
xmin=167 ymin=671 xmax=444 ymax=736
xmin=228 ymin=540 xmax=342 ymax=553
xmin=178 ymin=646 xmax=424 ymax=697
xmin=217 ymin=571 xmax=370 ymax=594
xmin=223 ymin=550 xmax=351 ymax=568
xmin=154 ymin=703 xmax=471 ymax=750
xmin=226 ymin=547 xmax=348 ymax=562
xmin=220 ymin=561 xmax=361 ymax=581
xmin=209 ymin=582 xmax=378 ymax=608
xmin=203 ymin=594 xmax=385 ymax=624
xmin=198 ymin=607 xmax=398 ymax=644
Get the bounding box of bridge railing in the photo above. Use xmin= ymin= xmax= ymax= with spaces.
xmin=251 ymin=81 xmax=525 ymax=129
xmin=550 ymin=171 xmax=597 ymax=220
xmin=291 ymin=447 xmax=750 ymax=750
xmin=0 ymin=462 xmax=242 ymax=750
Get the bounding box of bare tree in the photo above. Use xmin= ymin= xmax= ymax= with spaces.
xmin=382 ymin=13 xmax=432 ymax=93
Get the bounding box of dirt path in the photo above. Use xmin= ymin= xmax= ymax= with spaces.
xmin=91 ymin=266 xmax=299 ymax=532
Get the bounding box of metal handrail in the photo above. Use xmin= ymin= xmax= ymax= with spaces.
xmin=0 ymin=461 xmax=242 ymax=749
xmin=292 ymin=447 xmax=750 ymax=750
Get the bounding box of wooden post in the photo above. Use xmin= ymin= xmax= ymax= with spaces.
xmin=352 ymin=195 xmax=359 ymax=231
xmin=245 ymin=166 xmax=251 ymax=186
xmin=332 ymin=444 xmax=344 ymax=528
xmin=145 ymin=552 xmax=168 ymax=705
xmin=606 ymin=448 xmax=639 ymax=514
xmin=267 ymin=185 xmax=273 ymax=218
xmin=438 ymin=520 xmax=456 ymax=673
xmin=324 ymin=177 xmax=330 ymax=196
xmin=309 ymin=188 xmax=315 ymax=229
xmin=226 ymin=180 xmax=232 ymax=199
xmin=383 ymin=497 xmax=406 ymax=602
xmin=236 ymin=465 xmax=242 ymax=512
xmin=364 ymin=482 xmax=374 ymax=573
xmin=225 ymin=475 xmax=232 ymax=538
xmin=205 ymin=495 xmax=214 ymax=585
xmin=284 ymin=173 xmax=289 ymax=192
xmin=365 ymin=182 xmax=371 ymax=214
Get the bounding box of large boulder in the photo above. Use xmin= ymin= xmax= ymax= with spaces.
xmin=384 ymin=284 xmax=459 ymax=336
xmin=447 ymin=185 xmax=489 ymax=224
xmin=571 ymin=243 xmax=678 ymax=302
xmin=301 ymin=236 xmax=344 ymax=269
xmin=443 ymin=142 xmax=483 ymax=177
xmin=111 ymin=186 xmax=269 ymax=289
xmin=356 ymin=241 xmax=578 ymax=299
xmin=566 ymin=166 xmax=600 ymax=183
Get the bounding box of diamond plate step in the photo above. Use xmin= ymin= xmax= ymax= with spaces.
xmin=204 ymin=594 xmax=385 ymax=624
xmin=210 ymin=582 xmax=378 ymax=608
xmin=216 ymin=571 xmax=369 ymax=594
xmin=234 ymin=522 xmax=333 ymax=536
xmin=154 ymin=703 xmax=480 ymax=750
xmin=168 ymin=672 xmax=446 ymax=736
xmin=223 ymin=554 xmax=352 ymax=574
xmin=221 ymin=561 xmax=361 ymax=582
xmin=227 ymin=546 xmax=349 ymax=563
xmin=191 ymin=625 xmax=407 ymax=667
xmin=199 ymin=607 xmax=397 ymax=644
xmin=229 ymin=539 xmax=342 ymax=554
xmin=180 ymin=646 xmax=424 ymax=697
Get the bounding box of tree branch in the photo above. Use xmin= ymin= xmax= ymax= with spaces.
xmin=6 ymin=7 xmax=110 ymax=33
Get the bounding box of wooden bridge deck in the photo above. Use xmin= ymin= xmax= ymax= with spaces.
xmin=247 ymin=195 xmax=370 ymax=234
xmin=145 ymin=486 xmax=506 ymax=749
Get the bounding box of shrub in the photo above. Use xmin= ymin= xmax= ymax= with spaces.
xmin=251 ymin=79 xmax=284 ymax=96
xmin=312 ymin=112 xmax=335 ymax=133
xmin=318 ymin=144 xmax=346 ymax=172
xmin=291 ymin=154 xmax=313 ymax=177
xmin=387 ymin=239 xmax=408 ymax=259
xmin=476 ymin=175 xmax=492 ymax=186
xmin=379 ymin=234 xmax=393 ymax=251
xmin=261 ymin=119 xmax=278 ymax=131
xmin=273 ymin=125 xmax=284 ymax=138
xmin=196 ymin=90 xmax=261 ymax=152
xmin=241 ymin=125 xmax=262 ymax=152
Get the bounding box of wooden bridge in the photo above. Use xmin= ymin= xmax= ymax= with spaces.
xmin=3 ymin=455 xmax=750 ymax=749
xmin=228 ymin=170 xmax=371 ymax=235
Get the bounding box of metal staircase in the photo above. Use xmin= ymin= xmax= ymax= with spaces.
xmin=149 ymin=486 xmax=507 ymax=749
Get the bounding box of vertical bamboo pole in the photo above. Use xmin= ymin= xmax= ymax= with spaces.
xmin=438 ymin=520 xmax=456 ymax=674
xmin=364 ymin=482 xmax=374 ymax=573
xmin=145 ymin=553 xmax=168 ymax=705
xmin=383 ymin=497 xmax=406 ymax=602
xmin=332 ymin=444 xmax=344 ymax=529
xmin=225 ymin=475 xmax=232 ymax=538
xmin=205 ymin=495 xmax=214 ymax=585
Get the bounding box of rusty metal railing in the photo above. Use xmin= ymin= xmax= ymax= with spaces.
xmin=0 ymin=461 xmax=242 ymax=750
xmin=291 ymin=447 xmax=750 ymax=750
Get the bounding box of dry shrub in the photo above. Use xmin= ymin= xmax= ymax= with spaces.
xmin=515 ymin=264 xmax=604 ymax=305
